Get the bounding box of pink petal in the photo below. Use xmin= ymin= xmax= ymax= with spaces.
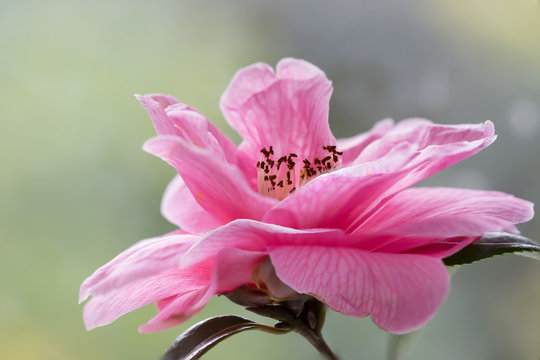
xmin=264 ymin=120 xmax=496 ymax=232
xmin=346 ymin=121 xmax=496 ymax=231
xmin=139 ymin=248 xmax=266 ymax=333
xmin=140 ymin=93 xmax=180 ymax=109
xmin=220 ymin=58 xmax=335 ymax=165
xmin=135 ymin=94 xmax=179 ymax=135
xmin=337 ymin=118 xmax=394 ymax=166
xmin=339 ymin=232 xmax=475 ymax=257
xmin=161 ymin=175 xmax=223 ymax=234
xmin=234 ymin=143 xmax=260 ymax=191
xmin=181 ymin=219 xmax=344 ymax=269
xmin=182 ymin=218 xmax=473 ymax=270
xmin=137 ymin=94 xmax=238 ymax=163
xmin=137 ymin=289 xmax=206 ymax=333
xmin=359 ymin=187 xmax=534 ymax=237
xmin=83 ymin=261 xmax=213 ymax=330
xmin=355 ymin=119 xmax=495 ymax=165
xmin=270 ymin=246 xmax=450 ymax=334
xmin=401 ymin=236 xmax=479 ymax=258
xmin=368 ymin=234 xmax=477 ymax=257
xmin=219 ymin=62 xmax=276 ymax=117
xmin=263 ymin=142 xmax=416 ymax=230
xmin=79 ymin=233 xmax=198 ymax=303
xmin=204 ymin=248 xmax=267 ymax=295
xmin=144 ymin=136 xmax=277 ymax=223
xmin=82 ymin=230 xmax=266 ymax=332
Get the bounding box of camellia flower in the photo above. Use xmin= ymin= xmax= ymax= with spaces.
xmin=80 ymin=58 xmax=533 ymax=336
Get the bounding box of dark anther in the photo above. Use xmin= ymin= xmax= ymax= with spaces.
xmin=269 ymin=146 xmax=274 ymax=155
xmin=267 ymin=159 xmax=275 ymax=168
xmin=321 ymin=156 xmax=331 ymax=164
xmin=290 ymin=187 xmax=296 ymax=193
xmin=268 ymin=174 xmax=277 ymax=186
xmin=303 ymin=159 xmax=311 ymax=166
xmin=264 ymin=166 xmax=270 ymax=174
xmin=277 ymin=156 xmax=287 ymax=170
xmin=277 ymin=180 xmax=284 ymax=188
xmin=286 ymin=171 xmax=292 ymax=185
xmin=264 ymin=175 xmax=269 ymax=181
xmin=287 ymin=154 xmax=296 ymax=170
xmin=314 ymin=157 xmax=320 ymax=164
xmin=325 ymin=145 xmax=337 ymax=153
xmin=333 ymin=154 xmax=338 ymax=163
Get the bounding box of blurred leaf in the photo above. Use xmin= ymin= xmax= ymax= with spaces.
xmin=386 ymin=329 xmax=424 ymax=360
xmin=161 ymin=315 xmax=290 ymax=360
xmin=443 ymin=232 xmax=540 ymax=266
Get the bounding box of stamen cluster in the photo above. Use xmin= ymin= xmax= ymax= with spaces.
xmin=257 ymin=145 xmax=343 ymax=200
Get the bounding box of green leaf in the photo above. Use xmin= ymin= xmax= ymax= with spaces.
xmin=161 ymin=315 xmax=290 ymax=360
xmin=443 ymin=232 xmax=540 ymax=266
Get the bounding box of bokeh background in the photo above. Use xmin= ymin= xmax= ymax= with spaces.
xmin=2 ymin=0 xmax=540 ymax=359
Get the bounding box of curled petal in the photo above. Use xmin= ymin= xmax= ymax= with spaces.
xmin=270 ymin=246 xmax=450 ymax=334
xmin=135 ymin=94 xmax=180 ymax=135
xmin=137 ymin=94 xmax=237 ymax=163
xmin=355 ymin=119 xmax=495 ymax=165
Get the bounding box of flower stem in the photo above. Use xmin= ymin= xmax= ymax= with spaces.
xmin=295 ymin=325 xmax=339 ymax=360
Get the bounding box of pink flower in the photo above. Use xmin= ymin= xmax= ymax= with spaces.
xmin=80 ymin=58 xmax=533 ymax=334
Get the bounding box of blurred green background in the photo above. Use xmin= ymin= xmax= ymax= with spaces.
xmin=2 ymin=0 xmax=540 ymax=359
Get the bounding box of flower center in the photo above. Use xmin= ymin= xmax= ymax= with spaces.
xmin=257 ymin=145 xmax=342 ymax=200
